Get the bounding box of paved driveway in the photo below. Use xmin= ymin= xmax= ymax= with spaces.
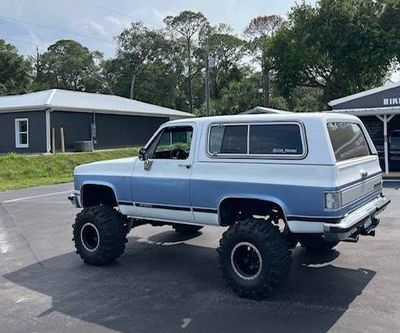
xmin=0 ymin=182 xmax=399 ymax=332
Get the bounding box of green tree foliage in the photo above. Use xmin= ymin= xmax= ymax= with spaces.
xmin=105 ymin=22 xmax=187 ymax=110
xmin=35 ymin=39 xmax=103 ymax=92
xmin=3 ymin=3 xmax=400 ymax=114
xmin=269 ymin=0 xmax=400 ymax=104
xmin=114 ymin=22 xmax=168 ymax=99
xmin=0 ymin=39 xmax=31 ymax=96
xmin=213 ymin=79 xmax=261 ymax=115
xmin=164 ymin=11 xmax=208 ymax=111
xmin=207 ymin=24 xmax=247 ymax=100
xmin=244 ymin=15 xmax=284 ymax=107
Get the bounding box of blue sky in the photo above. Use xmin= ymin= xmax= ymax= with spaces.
xmin=0 ymin=0 xmax=316 ymax=58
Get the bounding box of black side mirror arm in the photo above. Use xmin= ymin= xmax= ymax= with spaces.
xmin=138 ymin=147 xmax=148 ymax=161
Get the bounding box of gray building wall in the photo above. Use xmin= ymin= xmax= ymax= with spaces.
xmin=331 ymin=85 xmax=400 ymax=109
xmin=50 ymin=111 xmax=169 ymax=151
xmin=51 ymin=111 xmax=93 ymax=151
xmin=95 ymin=113 xmax=168 ymax=149
xmin=0 ymin=111 xmax=46 ymax=153
xmin=0 ymin=110 xmax=170 ymax=153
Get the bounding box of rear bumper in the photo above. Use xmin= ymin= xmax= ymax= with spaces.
xmin=323 ymin=195 xmax=390 ymax=241
xmin=68 ymin=191 xmax=81 ymax=208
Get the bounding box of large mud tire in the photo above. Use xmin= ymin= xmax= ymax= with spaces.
xmin=217 ymin=218 xmax=292 ymax=299
xmin=73 ymin=205 xmax=127 ymax=265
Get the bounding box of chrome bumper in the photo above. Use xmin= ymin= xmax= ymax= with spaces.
xmin=68 ymin=191 xmax=81 ymax=208
xmin=323 ymin=195 xmax=390 ymax=242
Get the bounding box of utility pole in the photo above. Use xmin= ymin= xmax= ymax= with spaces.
xmin=204 ymin=42 xmax=210 ymax=117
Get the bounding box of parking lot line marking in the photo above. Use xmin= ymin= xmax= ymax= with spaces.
xmin=2 ymin=190 xmax=71 ymax=203
xmin=181 ymin=318 xmax=191 ymax=329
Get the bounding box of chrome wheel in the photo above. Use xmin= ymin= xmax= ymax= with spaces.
xmin=80 ymin=222 xmax=100 ymax=252
xmin=231 ymin=242 xmax=262 ymax=280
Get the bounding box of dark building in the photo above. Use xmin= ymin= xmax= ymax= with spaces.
xmin=329 ymin=81 xmax=400 ymax=174
xmin=0 ymin=89 xmax=192 ymax=154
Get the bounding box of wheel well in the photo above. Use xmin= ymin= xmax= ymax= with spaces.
xmin=218 ymin=198 xmax=286 ymax=226
xmin=81 ymin=184 xmax=117 ymax=208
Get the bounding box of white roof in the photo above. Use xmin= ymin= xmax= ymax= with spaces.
xmin=0 ymin=89 xmax=193 ymax=119
xmin=169 ymin=111 xmax=357 ymax=125
xmin=240 ymin=106 xmax=291 ymax=114
xmin=328 ymin=81 xmax=400 ymax=107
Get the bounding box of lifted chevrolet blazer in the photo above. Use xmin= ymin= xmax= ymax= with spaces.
xmin=69 ymin=113 xmax=390 ymax=299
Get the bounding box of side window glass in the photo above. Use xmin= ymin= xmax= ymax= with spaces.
xmin=209 ymin=125 xmax=248 ymax=154
xmin=249 ymin=124 xmax=303 ymax=155
xmin=150 ymin=126 xmax=193 ymax=160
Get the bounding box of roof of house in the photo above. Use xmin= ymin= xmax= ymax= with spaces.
xmin=0 ymin=89 xmax=193 ymax=119
xmin=240 ymin=106 xmax=291 ymax=114
xmin=328 ymin=81 xmax=400 ymax=108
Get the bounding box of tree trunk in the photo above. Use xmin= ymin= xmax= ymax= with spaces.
xmin=265 ymin=70 xmax=270 ymax=108
xmin=261 ymin=68 xmax=266 ymax=107
xmin=130 ymin=74 xmax=136 ymax=99
xmin=187 ymin=39 xmax=193 ymax=111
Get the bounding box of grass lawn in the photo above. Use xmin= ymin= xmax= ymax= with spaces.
xmin=0 ymin=148 xmax=138 ymax=191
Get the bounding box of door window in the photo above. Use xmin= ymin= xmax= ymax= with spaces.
xmin=149 ymin=126 xmax=193 ymax=160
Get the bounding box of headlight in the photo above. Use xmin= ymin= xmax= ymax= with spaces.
xmin=324 ymin=191 xmax=342 ymax=210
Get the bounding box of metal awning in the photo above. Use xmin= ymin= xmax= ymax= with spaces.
xmin=328 ymin=106 xmax=400 ymax=116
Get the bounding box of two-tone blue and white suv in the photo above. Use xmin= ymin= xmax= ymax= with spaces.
xmin=69 ymin=113 xmax=390 ymax=299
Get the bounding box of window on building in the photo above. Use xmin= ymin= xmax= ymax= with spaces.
xmin=327 ymin=122 xmax=371 ymax=162
xmin=15 ymin=118 xmax=29 ymax=148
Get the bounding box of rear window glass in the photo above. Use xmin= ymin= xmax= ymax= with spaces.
xmin=209 ymin=125 xmax=247 ymax=154
xmin=249 ymin=124 xmax=303 ymax=155
xmin=327 ymin=122 xmax=371 ymax=162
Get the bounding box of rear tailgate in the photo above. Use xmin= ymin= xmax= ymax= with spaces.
xmin=327 ymin=121 xmax=383 ymax=206
xmin=335 ymin=156 xmax=382 ymax=207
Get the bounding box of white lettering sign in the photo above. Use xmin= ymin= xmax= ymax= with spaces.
xmin=383 ymin=97 xmax=400 ymax=106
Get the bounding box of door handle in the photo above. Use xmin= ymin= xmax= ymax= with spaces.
xmin=178 ymin=163 xmax=191 ymax=169
xmin=360 ymin=170 xmax=368 ymax=179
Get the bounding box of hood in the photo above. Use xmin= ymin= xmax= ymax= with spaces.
xmin=74 ymin=157 xmax=138 ymax=175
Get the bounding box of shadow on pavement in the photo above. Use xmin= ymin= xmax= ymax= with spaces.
xmin=147 ymin=230 xmax=203 ymax=243
xmin=3 ymin=232 xmax=375 ymax=333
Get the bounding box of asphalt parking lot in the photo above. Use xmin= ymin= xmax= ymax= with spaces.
xmin=0 ymin=182 xmax=399 ymax=333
